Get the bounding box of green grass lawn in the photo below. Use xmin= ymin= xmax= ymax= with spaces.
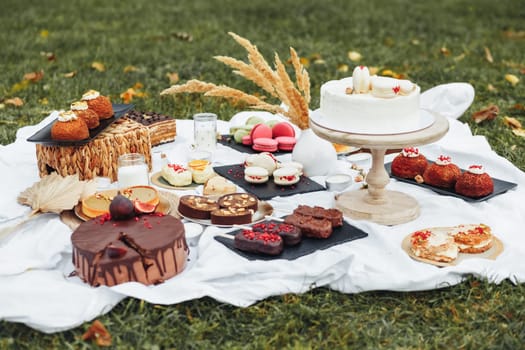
xmin=1 ymin=0 xmax=524 ymax=348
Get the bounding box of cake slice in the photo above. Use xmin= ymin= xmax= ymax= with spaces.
xmin=409 ymin=229 xmax=459 ymax=263
xmin=125 ymin=110 xmax=176 ymax=146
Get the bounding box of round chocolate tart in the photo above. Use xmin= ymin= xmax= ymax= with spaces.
xmin=71 ymin=214 xmax=188 ymax=286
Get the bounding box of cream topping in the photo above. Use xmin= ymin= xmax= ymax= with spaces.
xmin=402 ymin=147 xmax=420 ymax=157
xmin=352 ymin=65 xmax=370 ymax=94
xmin=398 ymin=79 xmax=416 ymax=95
xmin=370 ymin=76 xmax=401 ymax=98
xmin=82 ymin=89 xmax=100 ymax=100
xmin=435 ymin=155 xmax=452 ymax=166
xmin=71 ymin=101 xmax=89 ymax=111
xmin=57 ymin=110 xmax=78 ymax=122
xmin=467 ymin=164 xmax=485 ymax=175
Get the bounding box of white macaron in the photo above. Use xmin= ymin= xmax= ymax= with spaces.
xmin=244 ymin=166 xmax=269 ymax=184
xmin=273 ymin=166 xmax=300 ymax=186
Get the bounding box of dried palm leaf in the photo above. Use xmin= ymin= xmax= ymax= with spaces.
xmin=0 ymin=173 xmax=96 ymax=241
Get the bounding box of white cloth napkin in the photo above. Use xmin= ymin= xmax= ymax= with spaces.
xmin=1 ymin=83 xmax=524 ymax=334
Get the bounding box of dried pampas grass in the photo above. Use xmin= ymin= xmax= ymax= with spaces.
xmin=161 ymin=32 xmax=311 ymax=130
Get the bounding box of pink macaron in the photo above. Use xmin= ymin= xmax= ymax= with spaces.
xmin=275 ymin=136 xmax=296 ymax=151
xmin=272 ymin=122 xmax=295 ymax=138
xmin=242 ymin=135 xmax=253 ymax=146
xmin=252 ymin=137 xmax=278 ymax=152
xmin=249 ymin=123 xmax=273 ymax=141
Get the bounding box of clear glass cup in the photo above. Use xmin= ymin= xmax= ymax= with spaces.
xmin=193 ymin=113 xmax=217 ymax=151
xmin=117 ymin=153 xmax=149 ymax=188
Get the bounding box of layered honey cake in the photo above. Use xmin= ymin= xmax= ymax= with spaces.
xmin=124 ymin=110 xmax=176 ymax=146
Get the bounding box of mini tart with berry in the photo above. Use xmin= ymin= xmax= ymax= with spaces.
xmin=448 ymin=223 xmax=493 ymax=254
xmin=391 ymin=147 xmax=428 ymax=179
xmin=161 ymin=163 xmax=193 ymax=187
xmin=409 ymin=229 xmax=459 ymax=263
xmin=81 ymin=89 xmax=114 ymax=119
xmin=423 ymin=155 xmax=461 ymax=189
xmin=455 ymin=165 xmax=494 ymax=198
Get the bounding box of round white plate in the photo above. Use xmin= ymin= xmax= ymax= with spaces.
xmin=310 ymin=108 xmax=435 ymax=135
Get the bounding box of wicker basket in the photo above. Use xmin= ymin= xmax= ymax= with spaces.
xmin=36 ymin=118 xmax=152 ymax=181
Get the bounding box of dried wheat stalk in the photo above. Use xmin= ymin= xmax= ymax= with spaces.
xmin=160 ymin=32 xmax=311 ymax=129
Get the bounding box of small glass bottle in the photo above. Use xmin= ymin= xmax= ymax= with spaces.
xmin=193 ymin=113 xmax=217 ymax=152
xmin=117 ymin=153 xmax=149 ymax=188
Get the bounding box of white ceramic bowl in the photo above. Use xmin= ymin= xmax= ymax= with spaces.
xmin=325 ymin=174 xmax=352 ymax=192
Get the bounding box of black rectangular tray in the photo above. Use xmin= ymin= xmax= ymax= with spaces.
xmin=385 ymin=162 xmax=517 ymax=202
xmin=27 ymin=103 xmax=134 ymax=146
xmin=214 ymin=219 xmax=368 ymax=261
xmin=218 ymin=135 xmax=291 ymax=155
xmin=213 ymin=164 xmax=325 ymax=200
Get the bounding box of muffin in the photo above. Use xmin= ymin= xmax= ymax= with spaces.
xmin=50 ymin=110 xmax=90 ymax=141
xmin=391 ymin=147 xmax=428 ymax=179
xmin=81 ymin=89 xmax=113 ymax=119
xmin=455 ymin=165 xmax=494 ymax=198
xmin=422 ymin=155 xmax=461 ymax=189
xmin=70 ymin=101 xmax=100 ymax=129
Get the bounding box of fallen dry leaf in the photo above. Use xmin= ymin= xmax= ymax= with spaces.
xmin=337 ymin=63 xmax=349 ymax=72
xmin=347 ymin=51 xmax=362 ymax=62
xmin=440 ymin=47 xmax=450 ymax=56
xmin=23 ymin=70 xmax=44 ymax=82
xmin=39 ymin=29 xmax=49 ymax=39
xmin=505 ymin=74 xmax=520 ymax=86
xmin=381 ymin=69 xmax=405 ymax=79
xmin=512 ymin=103 xmax=525 ymax=111
xmin=503 ymin=116 xmax=522 ymax=129
xmin=512 ymin=128 xmax=525 ymax=137
xmin=120 ymin=82 xmax=147 ymax=104
xmin=487 ymin=84 xmax=497 ymax=92
xmin=368 ymin=66 xmax=379 ymax=75
xmin=172 ymin=31 xmax=193 ymax=42
xmin=472 ymin=104 xmax=499 ymax=124
xmin=10 ymin=80 xmax=30 ymax=94
xmin=166 ymin=72 xmax=179 ymax=84
xmin=484 ymin=47 xmax=494 ymax=63
xmin=123 ymin=65 xmax=139 ymax=73
xmin=91 ymin=61 xmax=106 ymax=72
xmin=63 ymin=71 xmax=76 ymax=78
xmin=503 ymin=30 xmax=525 ymax=39
xmin=38 ymin=97 xmax=48 ymax=105
xmin=81 ymin=320 xmax=112 ymax=347
xmin=4 ymin=97 xmax=24 ymax=107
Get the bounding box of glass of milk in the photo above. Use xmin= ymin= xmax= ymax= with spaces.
xmin=117 ymin=153 xmax=149 ymax=188
xmin=193 ymin=113 xmax=217 ymax=151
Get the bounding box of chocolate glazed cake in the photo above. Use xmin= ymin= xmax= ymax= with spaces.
xmin=71 ymin=214 xmax=188 ymax=286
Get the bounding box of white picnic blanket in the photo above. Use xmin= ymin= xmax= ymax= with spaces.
xmin=1 ymin=83 xmax=524 ymax=334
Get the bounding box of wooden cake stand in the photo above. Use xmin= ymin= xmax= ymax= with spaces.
xmin=310 ymin=113 xmax=449 ymax=225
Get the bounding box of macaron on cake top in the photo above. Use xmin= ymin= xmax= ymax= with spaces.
xmin=273 ymin=166 xmax=301 ymax=186
xmin=244 ymin=166 xmax=269 ymax=184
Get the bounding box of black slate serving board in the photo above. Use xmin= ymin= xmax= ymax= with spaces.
xmin=385 ymin=162 xmax=517 ymax=202
xmin=213 ymin=163 xmax=325 ymax=200
xmin=27 ymin=103 xmax=134 ymax=146
xmin=214 ymin=219 xmax=368 ymax=261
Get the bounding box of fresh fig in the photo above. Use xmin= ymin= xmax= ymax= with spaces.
xmin=109 ymin=191 xmax=135 ymax=220
xmin=134 ymin=200 xmax=156 ymax=214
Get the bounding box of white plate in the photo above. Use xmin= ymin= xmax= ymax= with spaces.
xmin=310 ymin=108 xmax=435 ymax=135
xmin=178 ymin=201 xmax=273 ymax=228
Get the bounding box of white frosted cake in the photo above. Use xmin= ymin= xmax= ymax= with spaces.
xmin=318 ymin=66 xmax=423 ymax=134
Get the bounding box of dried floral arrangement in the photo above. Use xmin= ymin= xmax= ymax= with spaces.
xmin=161 ymin=32 xmax=311 ymax=130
